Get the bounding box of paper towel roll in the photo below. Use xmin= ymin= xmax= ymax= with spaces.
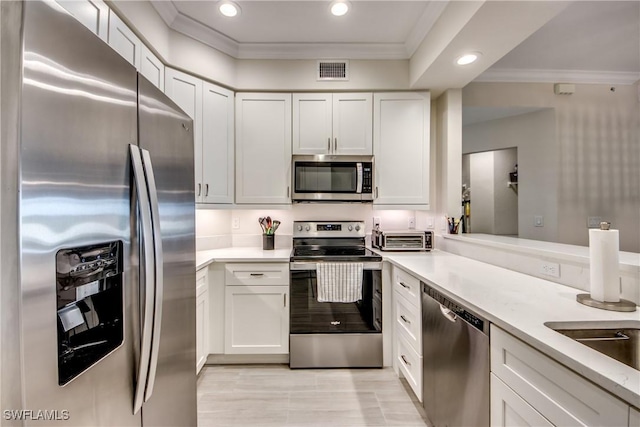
xmin=589 ymin=228 xmax=620 ymax=302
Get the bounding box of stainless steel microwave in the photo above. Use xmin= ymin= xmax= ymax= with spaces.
xmin=291 ymin=155 xmax=374 ymax=202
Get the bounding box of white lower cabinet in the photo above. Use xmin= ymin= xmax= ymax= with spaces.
xmin=392 ymin=265 xmax=423 ymax=402
xmin=490 ymin=326 xmax=630 ymax=427
xmin=195 ymin=267 xmax=209 ymax=373
xmin=491 ymin=374 xmax=553 ymax=427
xmin=630 ymin=407 xmax=640 ymax=427
xmin=224 ymin=263 xmax=289 ymax=354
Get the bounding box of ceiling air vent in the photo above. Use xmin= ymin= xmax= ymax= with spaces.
xmin=317 ymin=60 xmax=349 ymax=81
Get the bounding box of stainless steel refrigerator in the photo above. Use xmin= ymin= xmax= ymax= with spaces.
xmin=1 ymin=1 xmax=197 ymax=425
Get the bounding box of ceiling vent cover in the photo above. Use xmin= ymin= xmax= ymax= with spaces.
xmin=317 ymin=60 xmax=349 ymax=81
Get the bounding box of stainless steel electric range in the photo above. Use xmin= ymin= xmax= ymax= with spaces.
xmin=289 ymin=221 xmax=383 ymax=368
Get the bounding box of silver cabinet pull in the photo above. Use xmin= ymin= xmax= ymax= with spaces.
xmin=375 ymin=186 xmax=379 ymax=198
xmin=284 ymin=294 xmax=287 ymax=307
xmin=401 ymin=355 xmax=411 ymax=366
xmin=334 ymin=137 xmax=337 ymax=151
xmin=399 ymin=282 xmax=410 ymax=289
xmin=400 ymin=315 xmax=411 ymax=324
xmin=327 ymin=137 xmax=331 ymax=152
xmin=250 ymin=273 xmax=264 ymax=277
xmin=205 ymin=183 xmax=209 ymax=197
xmin=197 ymin=183 xmax=201 ymax=196
xmin=287 ymin=186 xmax=290 ymax=198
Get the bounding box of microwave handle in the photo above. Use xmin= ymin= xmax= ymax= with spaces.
xmin=356 ymin=163 xmax=363 ymax=194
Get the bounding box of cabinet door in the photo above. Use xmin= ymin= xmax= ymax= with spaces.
xmin=224 ymin=285 xmax=289 ymax=354
xmin=333 ymin=93 xmax=373 ymax=155
xmin=491 ymin=374 xmax=553 ymax=427
xmin=164 ymin=69 xmax=203 ymax=201
xmin=236 ymin=93 xmax=292 ymax=204
xmin=202 ymin=82 xmax=234 ymax=204
xmin=140 ymin=45 xmax=164 ymax=91
xmin=374 ymin=92 xmax=430 ymax=206
xmin=107 ymin=10 xmax=141 ymax=69
xmin=54 ymin=0 xmax=109 ymax=41
xmin=196 ymin=268 xmax=209 ymax=373
xmin=630 ymin=407 xmax=640 ymax=427
xmin=293 ymin=93 xmax=332 ymax=155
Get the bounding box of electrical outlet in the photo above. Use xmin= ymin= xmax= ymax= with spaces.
xmin=588 ymin=216 xmax=602 ymax=228
xmin=426 ymin=217 xmax=435 ymax=229
xmin=373 ymin=217 xmax=381 ymax=228
xmin=534 ymin=215 xmax=544 ymax=227
xmin=540 ymin=262 xmax=560 ymax=278
xmin=232 ymin=217 xmax=240 ymax=229
xmin=408 ymin=217 xmax=416 ymax=229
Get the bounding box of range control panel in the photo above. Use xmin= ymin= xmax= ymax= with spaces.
xmin=293 ymin=221 xmax=366 ymax=238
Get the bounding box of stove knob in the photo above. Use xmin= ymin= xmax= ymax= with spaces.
xmin=355 ymin=225 xmax=361 ymax=232
xmin=297 ymin=225 xmax=303 ymax=232
xmin=305 ymin=225 xmax=311 ymax=231
xmin=348 ymin=225 xmax=353 ymax=231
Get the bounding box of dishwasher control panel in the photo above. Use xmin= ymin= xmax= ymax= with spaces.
xmin=423 ymin=283 xmax=487 ymax=333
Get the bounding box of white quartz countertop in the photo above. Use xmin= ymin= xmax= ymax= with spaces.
xmin=195 ymin=245 xmax=639 ymax=406
xmin=196 ymin=247 xmax=291 ymax=270
xmin=382 ymin=250 xmax=640 ymax=408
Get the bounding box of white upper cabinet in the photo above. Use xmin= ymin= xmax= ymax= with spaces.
xmin=164 ymin=69 xmax=204 ymax=200
xmin=140 ymin=45 xmax=165 ymax=90
xmin=374 ymin=92 xmax=430 ymax=207
xmin=236 ymin=93 xmax=292 ymax=205
xmin=107 ymin=10 xmax=142 ymax=69
xmin=202 ymin=82 xmax=234 ymax=204
xmin=293 ymin=93 xmax=372 ymax=155
xmin=293 ymin=94 xmax=332 ymax=155
xmin=54 ymin=0 xmax=109 ymax=41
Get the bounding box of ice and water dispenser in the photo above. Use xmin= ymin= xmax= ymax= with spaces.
xmin=56 ymin=241 xmax=124 ymax=385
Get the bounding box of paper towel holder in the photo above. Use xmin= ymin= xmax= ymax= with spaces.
xmin=577 ymin=220 xmax=636 ymax=311
xmin=576 ymin=293 xmax=636 ymax=312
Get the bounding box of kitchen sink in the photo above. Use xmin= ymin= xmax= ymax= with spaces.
xmin=545 ymin=321 xmax=640 ymax=371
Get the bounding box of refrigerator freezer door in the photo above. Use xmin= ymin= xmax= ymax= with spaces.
xmin=137 ymin=76 xmax=197 ymax=426
xmin=20 ymin=1 xmax=140 ymax=426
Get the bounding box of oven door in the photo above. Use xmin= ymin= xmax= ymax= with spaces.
xmin=289 ymin=266 xmax=381 ymax=334
xmin=292 ymin=157 xmax=373 ymax=201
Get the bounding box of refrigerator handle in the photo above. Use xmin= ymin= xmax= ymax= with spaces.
xmin=130 ymin=145 xmax=156 ymax=415
xmin=141 ymin=149 xmax=164 ymax=403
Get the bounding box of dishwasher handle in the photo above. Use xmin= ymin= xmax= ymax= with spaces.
xmin=439 ymin=304 xmax=457 ymax=323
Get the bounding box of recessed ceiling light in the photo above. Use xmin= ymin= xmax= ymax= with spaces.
xmin=330 ymin=1 xmax=351 ymax=17
xmin=456 ymin=52 xmax=481 ymax=66
xmin=219 ymin=1 xmax=241 ymax=18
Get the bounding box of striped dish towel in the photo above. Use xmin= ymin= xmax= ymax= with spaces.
xmin=316 ymin=262 xmax=363 ymax=303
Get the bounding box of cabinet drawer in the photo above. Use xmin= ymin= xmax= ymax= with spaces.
xmin=394 ymin=293 xmax=421 ymax=353
xmin=393 ymin=267 xmax=421 ymax=307
xmin=396 ymin=332 xmax=422 ymax=402
xmin=196 ymin=267 xmax=208 ymax=297
xmin=225 ymin=263 xmax=289 ymax=286
xmin=491 ymin=326 xmax=629 ymax=427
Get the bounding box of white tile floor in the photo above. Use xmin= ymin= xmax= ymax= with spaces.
xmin=197 ymin=365 xmax=429 ymax=426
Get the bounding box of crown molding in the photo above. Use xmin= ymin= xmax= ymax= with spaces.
xmin=476 ymin=68 xmax=640 ymax=85
xmin=171 ymin=11 xmax=240 ymax=58
xmin=405 ymin=0 xmax=449 ymax=57
xmin=149 ymin=0 xmax=179 ymax=26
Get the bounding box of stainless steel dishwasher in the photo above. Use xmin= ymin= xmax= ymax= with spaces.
xmin=422 ymin=282 xmax=490 ymax=427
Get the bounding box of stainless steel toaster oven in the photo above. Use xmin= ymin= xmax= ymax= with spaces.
xmin=372 ymin=229 xmax=433 ymax=251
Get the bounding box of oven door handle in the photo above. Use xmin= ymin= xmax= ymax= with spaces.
xmin=290 ymin=261 xmax=382 ymax=271
xmin=356 ymin=163 xmax=363 ymax=194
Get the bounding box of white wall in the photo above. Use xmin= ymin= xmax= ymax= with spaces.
xmin=469 ymin=151 xmax=494 ymax=233
xmin=464 ymin=109 xmax=557 ymax=241
xmin=196 ymin=206 xmax=434 ymax=250
xmin=463 ymin=82 xmax=639 ymax=252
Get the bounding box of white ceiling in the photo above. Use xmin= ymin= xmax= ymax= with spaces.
xmin=150 ymin=0 xmax=448 ymax=59
xmin=478 ymin=1 xmax=640 ymax=84
xmin=149 ymin=0 xmax=639 ymax=85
